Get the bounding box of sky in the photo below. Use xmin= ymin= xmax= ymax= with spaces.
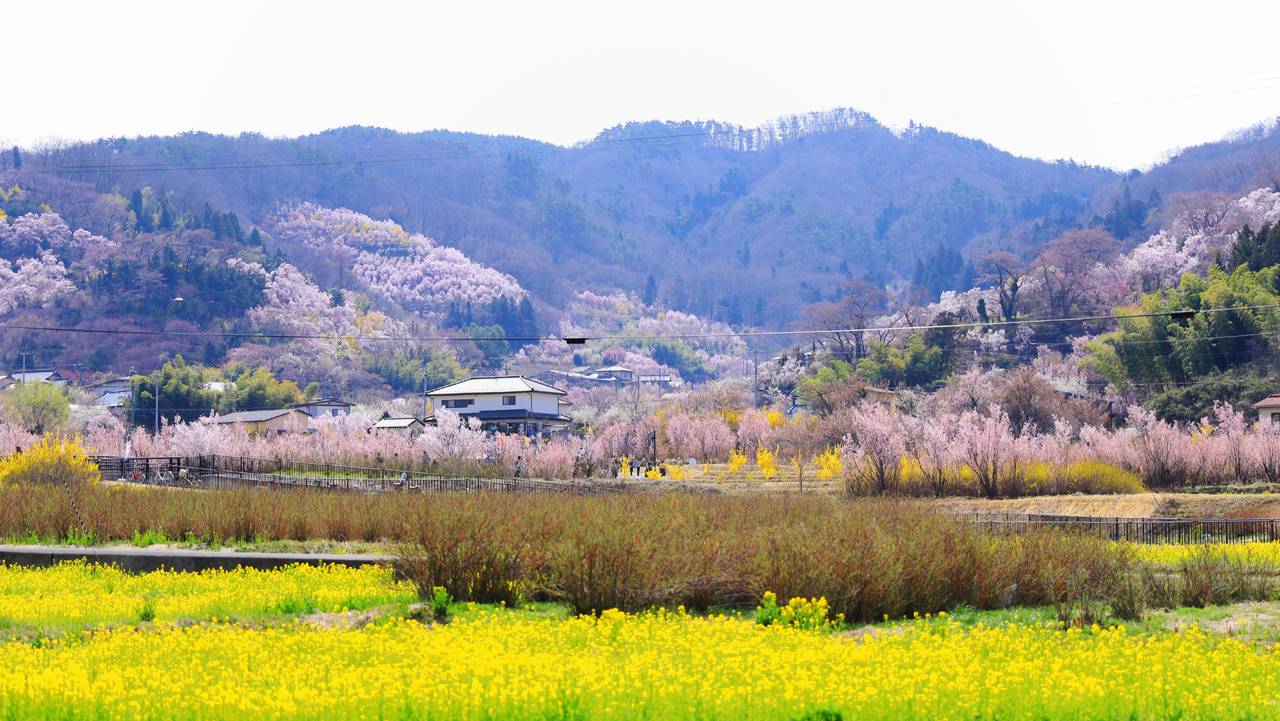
xmin=6 ymin=0 xmax=1280 ymax=170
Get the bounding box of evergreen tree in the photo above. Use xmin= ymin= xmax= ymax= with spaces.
xmin=643 ymin=275 xmax=658 ymax=307
xmin=10 ymin=147 xmax=20 ymax=170
xmin=128 ymin=190 xmax=149 ymax=231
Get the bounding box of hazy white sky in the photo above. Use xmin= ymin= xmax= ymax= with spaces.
xmin=7 ymin=0 xmax=1280 ymax=170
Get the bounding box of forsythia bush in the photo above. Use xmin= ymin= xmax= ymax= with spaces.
xmin=0 ymin=435 xmax=98 ymax=487
xmin=756 ymin=447 xmax=779 ymax=479
xmin=727 ymin=448 xmax=748 ymax=474
xmin=814 ymin=447 xmax=843 ymax=481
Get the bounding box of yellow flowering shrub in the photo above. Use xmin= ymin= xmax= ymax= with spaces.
xmin=765 ymin=410 xmax=786 ymax=428
xmin=728 ymin=448 xmax=748 ymax=474
xmin=814 ymin=447 xmax=843 ymax=481
xmin=0 ymin=435 xmax=98 ymax=487
xmin=756 ymin=447 xmax=779 ymax=479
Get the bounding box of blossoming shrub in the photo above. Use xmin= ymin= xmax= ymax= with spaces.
xmin=0 ymin=435 xmax=98 ymax=487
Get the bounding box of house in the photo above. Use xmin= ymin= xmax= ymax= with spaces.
xmin=208 ymin=408 xmax=312 ymax=435
xmin=293 ymin=398 xmax=354 ymax=418
xmin=1254 ymin=395 xmax=1280 ymax=425
xmin=8 ymin=368 xmax=67 ymax=385
xmin=0 ymin=375 xmax=13 ymax=390
xmin=87 ymin=377 xmax=133 ymax=408
xmin=424 ymin=375 xmax=572 ymax=435
xmin=593 ymin=365 xmax=635 ymax=383
xmin=864 ymin=386 xmax=898 ymax=409
xmin=369 ymin=416 xmax=425 ymax=435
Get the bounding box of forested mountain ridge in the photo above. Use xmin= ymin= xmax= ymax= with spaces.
xmin=20 ymin=109 xmax=1129 ymax=327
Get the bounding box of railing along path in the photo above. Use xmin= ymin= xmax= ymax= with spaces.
xmin=91 ymin=455 xmax=623 ymax=496
xmin=955 ymin=511 xmax=1280 ymax=544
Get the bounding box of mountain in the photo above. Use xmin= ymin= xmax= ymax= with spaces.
xmin=6 ymin=107 xmax=1280 ymax=393
xmin=26 ymin=109 xmax=1123 ymax=327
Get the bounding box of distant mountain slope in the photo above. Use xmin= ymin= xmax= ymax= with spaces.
xmin=32 ymin=110 xmax=1123 ymax=327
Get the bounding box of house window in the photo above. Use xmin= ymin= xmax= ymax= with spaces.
xmin=442 ymin=399 xmax=474 ymax=409
xmin=502 ymin=395 xmax=516 ymax=406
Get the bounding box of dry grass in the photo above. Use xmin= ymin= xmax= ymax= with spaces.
xmin=937 ymin=492 xmax=1280 ymax=519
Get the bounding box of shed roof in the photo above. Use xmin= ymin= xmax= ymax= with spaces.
xmin=371 ymin=417 xmax=423 ymax=429
xmin=294 ymin=398 xmax=353 ymax=407
xmin=210 ymin=409 xmax=307 ymax=424
xmin=1254 ymin=395 xmax=1280 ymax=409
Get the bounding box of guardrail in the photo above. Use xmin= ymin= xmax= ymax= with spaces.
xmin=91 ymin=455 xmax=624 ymax=496
xmin=955 ymin=512 xmax=1280 ymax=544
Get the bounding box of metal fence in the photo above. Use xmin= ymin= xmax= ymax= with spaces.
xmin=955 ymin=512 xmax=1280 ymax=544
xmin=91 ymin=455 xmax=624 ymax=496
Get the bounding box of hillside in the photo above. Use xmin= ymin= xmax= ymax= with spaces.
xmin=25 ymin=109 xmax=1122 ymax=327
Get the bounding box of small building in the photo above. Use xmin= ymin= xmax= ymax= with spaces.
xmin=0 ymin=375 xmax=13 ymax=390
xmin=593 ymin=365 xmax=635 ymax=383
xmin=425 ymin=375 xmax=572 ymax=435
xmin=293 ymin=398 xmax=354 ymax=418
xmin=208 ymin=408 xmax=312 ymax=435
xmin=87 ymin=377 xmax=133 ymax=408
xmin=369 ymin=416 xmax=426 ymax=435
xmin=1254 ymin=395 xmax=1280 ymax=425
xmin=8 ymin=368 xmax=67 ymax=385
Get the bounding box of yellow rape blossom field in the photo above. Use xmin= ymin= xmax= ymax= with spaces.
xmin=0 ymin=562 xmax=414 ymax=630
xmin=5 ymin=561 xmax=1280 ymax=720
xmin=1136 ymin=541 xmax=1280 ymax=567
xmin=4 ymin=609 xmax=1280 ymax=720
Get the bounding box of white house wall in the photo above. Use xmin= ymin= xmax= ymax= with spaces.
xmin=436 ymin=391 xmax=562 ymax=416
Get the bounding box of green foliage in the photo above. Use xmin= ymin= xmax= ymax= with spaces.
xmin=644 ymin=339 xmax=710 ymax=383
xmin=856 ymin=334 xmax=947 ymax=389
xmin=1083 ymin=265 xmax=1280 ymax=402
xmin=466 ymin=325 xmax=510 ymax=370
xmin=221 ymin=365 xmax=302 ymax=412
xmin=127 ymin=355 xmax=219 ymax=429
xmin=794 ymin=359 xmax=859 ymax=414
xmin=368 ymin=347 xmax=466 ymax=394
xmin=1229 ymin=223 xmax=1280 ymax=274
xmin=430 ymin=586 xmax=452 ymax=622
xmin=2 ymin=382 xmax=70 ymax=434
xmin=1146 ymin=367 xmax=1280 ymax=424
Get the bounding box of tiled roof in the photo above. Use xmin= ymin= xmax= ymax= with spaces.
xmin=427 ymin=375 xmax=566 ymax=396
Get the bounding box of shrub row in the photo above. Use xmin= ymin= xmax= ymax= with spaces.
xmin=4 ymin=483 xmax=1272 ymax=622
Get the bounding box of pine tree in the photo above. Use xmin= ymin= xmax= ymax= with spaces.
xmin=10 ymin=147 xmax=20 ymax=170
xmin=128 ymin=190 xmax=148 ymax=231
xmin=643 ymin=275 xmax=657 ymax=307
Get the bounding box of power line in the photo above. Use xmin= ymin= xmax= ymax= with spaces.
xmin=2 ymin=303 xmax=1277 ymax=345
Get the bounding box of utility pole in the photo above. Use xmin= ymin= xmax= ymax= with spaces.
xmin=129 ymin=367 xmax=136 ymax=430
xmin=420 ymin=376 xmax=429 ymax=421
xmin=153 ymin=375 xmax=160 ymax=436
xmin=17 ymin=351 xmax=30 ymax=384
xmin=753 ymin=348 xmax=760 ymax=410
